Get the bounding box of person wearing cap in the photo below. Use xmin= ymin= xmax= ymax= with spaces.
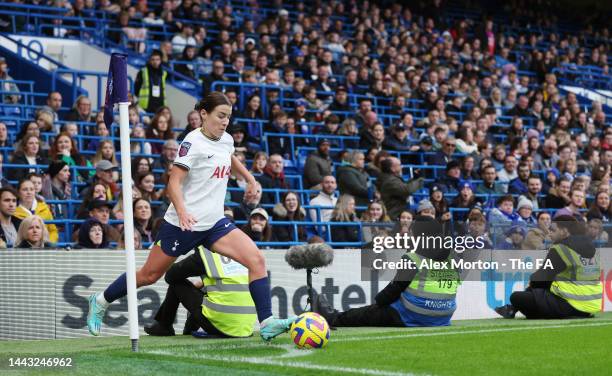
xmin=135 ymin=50 xmax=167 ymax=113
xmin=496 ymin=215 xmax=602 ymax=320
xmin=429 ymin=183 xmax=451 ymax=228
xmin=73 ymin=199 xmax=121 ymax=243
xmin=328 ymin=87 xmax=352 ymax=116
xmin=80 ymin=160 xmax=119 ymax=201
xmin=383 ymin=123 xmax=412 ymax=152
xmin=241 ymin=207 xmax=275 ymax=243
xmin=377 ymin=157 xmax=424 ymax=220
xmin=500 ymin=225 xmax=527 ymax=250
xmin=229 ymin=124 xmax=257 ymax=159
xmin=450 ymin=181 xmax=480 ymax=222
xmin=303 ymin=138 xmax=333 ymax=190
xmin=436 ymin=160 xmax=462 ymax=194
xmin=487 ymin=195 xmax=520 ymax=246
xmin=516 ymin=196 xmax=536 ymax=226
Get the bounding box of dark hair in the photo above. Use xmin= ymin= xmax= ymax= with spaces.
xmin=380 ymin=158 xmax=394 ymax=174
xmin=553 ymin=215 xmax=585 ymax=236
xmin=0 ymin=187 xmax=18 ymax=200
xmin=195 ymin=92 xmax=232 ymax=114
xmin=497 ymin=194 xmax=514 ymax=206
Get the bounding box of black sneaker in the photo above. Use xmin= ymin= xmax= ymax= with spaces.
xmin=313 ymin=294 xmax=339 ymax=328
xmin=183 ymin=313 xmax=200 ymax=335
xmin=144 ymin=320 xmax=175 ymax=336
xmin=494 ymin=304 xmax=517 ymax=319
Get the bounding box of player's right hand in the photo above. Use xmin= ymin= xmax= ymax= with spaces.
xmin=178 ymin=212 xmax=197 ymax=231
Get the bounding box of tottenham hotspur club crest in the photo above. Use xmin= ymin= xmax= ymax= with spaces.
xmin=178 ymin=141 xmax=192 ymax=157
xmin=172 ymin=240 xmax=179 ymax=252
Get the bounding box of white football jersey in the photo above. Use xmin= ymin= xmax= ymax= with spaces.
xmin=164 ymin=129 xmax=234 ymax=231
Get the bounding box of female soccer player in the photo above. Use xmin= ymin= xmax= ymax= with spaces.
xmin=88 ymin=92 xmax=295 ymax=341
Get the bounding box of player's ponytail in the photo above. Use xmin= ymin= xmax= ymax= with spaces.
xmin=195 ymin=92 xmax=232 ymax=114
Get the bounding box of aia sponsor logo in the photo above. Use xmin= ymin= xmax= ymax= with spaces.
xmin=211 ymin=165 xmax=231 ymax=179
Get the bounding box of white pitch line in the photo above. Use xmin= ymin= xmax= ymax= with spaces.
xmin=336 ymin=320 xmax=612 ymax=342
xmin=149 ymin=349 xmax=423 ymax=376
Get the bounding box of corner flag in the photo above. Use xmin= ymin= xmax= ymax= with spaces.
xmin=104 ymin=53 xmax=140 ymax=351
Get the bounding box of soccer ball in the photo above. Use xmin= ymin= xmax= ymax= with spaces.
xmin=290 ymin=312 xmax=330 ymax=349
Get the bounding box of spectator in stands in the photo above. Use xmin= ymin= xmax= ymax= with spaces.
xmin=587 ymin=191 xmax=611 ymax=222
xmin=359 ymin=120 xmax=385 ymax=151
xmin=516 ymin=197 xmax=536 ymax=226
xmin=428 ymin=136 xmax=456 ymax=166
xmin=308 ymin=175 xmax=337 ymax=224
xmin=360 ymin=200 xmax=391 ymax=243
xmin=64 ymin=95 xmax=95 ymax=123
xmin=14 ymin=179 xmax=58 ymax=244
xmin=330 ymin=194 xmax=360 ymax=245
xmin=82 ymin=160 xmax=119 ymax=202
xmin=0 ymin=122 xmax=8 ymax=148
xmin=544 ymin=176 xmax=571 ymax=209
xmin=0 ymin=57 xmax=20 ymax=104
xmin=240 ymin=95 xmax=265 ymax=143
xmin=91 ymin=140 xmax=119 ymax=178
xmin=390 ymin=210 xmax=413 ymax=236
xmin=174 ymin=45 xmax=197 ymax=80
xmin=74 ymin=199 xmax=120 ymax=242
xmin=430 ymin=184 xmax=451 ymax=225
xmin=534 ymin=139 xmax=559 ymax=170
xmin=178 ymin=110 xmax=202 ymax=141
xmin=76 ymin=218 xmax=109 ymax=249
xmin=499 ymin=225 xmax=527 ymax=250
xmin=242 ymin=207 xmax=274 ymax=243
xmin=135 ymin=50 xmax=166 ymax=113
xmin=7 ymin=134 xmax=48 ymax=182
xmin=28 ymin=173 xmax=45 ymax=204
xmin=383 ymin=123 xmax=412 ymax=152
xmin=172 ymin=23 xmax=196 ymax=57
xmin=272 ymin=191 xmax=307 ymax=243
xmin=49 ymin=132 xmax=93 ymax=181
xmin=118 ymin=227 xmax=142 ymax=250
xmin=135 ymin=172 xmax=160 ymax=202
xmin=304 ymin=139 xmax=332 ymax=190
xmin=437 ymin=160 xmax=462 ymax=194
xmin=476 ymin=164 xmax=504 ymax=197
xmin=40 ymin=91 xmax=62 ymax=123
xmin=518 ymin=175 xmax=543 ymax=210
xmin=14 ymin=215 xmax=50 ymax=249
xmin=328 ymin=86 xmax=351 ymax=116
xmin=76 ymin=183 xmax=106 ymax=219
xmin=133 ymin=198 xmax=155 ymax=244
xmin=250 ymin=151 xmax=268 ymax=175
xmin=455 ymin=126 xmax=478 ymax=154
xmin=130 ymin=124 xmax=152 ymax=155
xmin=202 ymin=60 xmax=228 ymax=98
xmin=377 ymin=157 xmax=424 ymax=220
xmin=460 ymin=155 xmax=479 ymax=180
xmin=232 ymin=180 xmax=263 ymax=221
xmin=256 ymin=154 xmax=289 ymax=204
xmin=0 ymin=187 xmax=21 ymax=248
xmin=450 ymin=181 xmax=480 ymax=222
xmin=146 ymin=113 xmax=174 ymax=155
xmin=367 ymin=150 xmax=390 ymax=179
xmin=264 ymin=112 xmax=292 ymax=159
xmin=41 ymin=160 xmax=71 ymax=219
xmin=523 ymin=211 xmax=552 ymax=250
xmin=150 ymin=139 xmax=177 ymax=179
xmin=35 ymin=110 xmax=55 ymax=133
xmin=553 ymin=189 xmax=586 ymax=220
xmin=497 ymin=154 xmax=518 ymax=193
xmin=487 ymin=195 xmax=519 ymax=246
xmin=337 ymin=118 xmax=359 ymax=148
xmin=337 ymin=150 xmax=373 ymax=208
xmin=131 ymin=156 xmax=152 ymax=181
xmin=508 ymin=161 xmax=532 ymax=195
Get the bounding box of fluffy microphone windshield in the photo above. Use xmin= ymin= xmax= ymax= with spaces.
xmin=285 ymin=243 xmax=334 ymax=269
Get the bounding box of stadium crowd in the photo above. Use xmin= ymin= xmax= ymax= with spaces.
xmin=0 ymin=0 xmax=610 ymax=249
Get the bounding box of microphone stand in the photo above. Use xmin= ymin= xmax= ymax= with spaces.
xmin=306 ymin=268 xmax=313 ymax=311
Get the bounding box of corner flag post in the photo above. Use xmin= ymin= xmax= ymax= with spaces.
xmin=104 ymin=53 xmax=139 ymax=352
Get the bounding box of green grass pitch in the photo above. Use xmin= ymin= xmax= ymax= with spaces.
xmin=2 ymin=313 xmax=611 ymax=376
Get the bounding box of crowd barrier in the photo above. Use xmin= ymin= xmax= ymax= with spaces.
xmin=1 ymin=248 xmax=611 ymax=340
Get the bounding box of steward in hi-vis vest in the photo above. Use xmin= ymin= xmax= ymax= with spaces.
xmin=145 ymin=245 xmax=256 ymax=337
xmin=134 ymin=50 xmax=167 ymax=113
xmin=314 ymin=215 xmax=462 ymax=327
xmin=495 ymin=215 xmax=602 ymax=319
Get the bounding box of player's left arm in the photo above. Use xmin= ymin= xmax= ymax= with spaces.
xmin=231 ymin=154 xmax=258 ymax=197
